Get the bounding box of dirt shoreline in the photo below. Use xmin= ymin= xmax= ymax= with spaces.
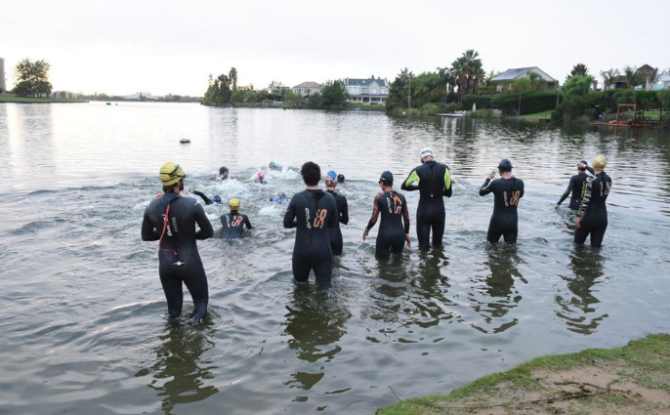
xmin=377 ymin=334 xmax=670 ymax=415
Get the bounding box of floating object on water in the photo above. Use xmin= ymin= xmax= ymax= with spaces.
xmin=106 ymin=102 xmax=111 ymax=106
xmin=179 ymin=138 xmax=191 ymax=144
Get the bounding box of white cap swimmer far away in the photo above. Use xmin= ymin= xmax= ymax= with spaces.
xmin=420 ymin=147 xmax=434 ymax=161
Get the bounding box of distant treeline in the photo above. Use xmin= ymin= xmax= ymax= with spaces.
xmin=86 ymin=93 xmax=202 ymax=103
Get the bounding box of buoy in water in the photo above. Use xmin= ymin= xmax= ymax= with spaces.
xmin=179 ymin=138 xmax=191 ymax=144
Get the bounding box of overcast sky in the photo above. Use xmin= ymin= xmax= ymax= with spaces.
xmin=1 ymin=0 xmax=668 ymax=96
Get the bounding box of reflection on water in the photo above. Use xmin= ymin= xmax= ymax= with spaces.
xmin=141 ymin=322 xmax=219 ymax=414
xmin=555 ymin=247 xmax=608 ymax=335
xmin=469 ymin=246 xmax=524 ymax=334
xmin=284 ymin=285 xmax=350 ymax=390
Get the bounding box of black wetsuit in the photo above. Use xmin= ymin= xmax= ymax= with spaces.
xmin=575 ymin=172 xmax=612 ymax=247
xmin=283 ymin=189 xmax=338 ymax=288
xmin=557 ymin=171 xmax=589 ymax=210
xmin=366 ymin=191 xmax=410 ymax=259
xmin=142 ymin=193 xmax=214 ymax=321
xmin=479 ymin=177 xmax=525 ymax=244
xmin=401 ymin=161 xmax=452 ymax=250
xmin=221 ymin=212 xmax=252 ymax=239
xmin=327 ymin=190 xmax=349 ymax=256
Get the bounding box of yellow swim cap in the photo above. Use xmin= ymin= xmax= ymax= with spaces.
xmin=229 ymin=198 xmax=240 ymax=209
xmin=159 ymin=162 xmax=185 ymax=186
xmin=592 ymin=154 xmax=607 ymax=170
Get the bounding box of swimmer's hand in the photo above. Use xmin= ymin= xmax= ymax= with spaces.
xmin=362 ymin=229 xmax=368 ymax=241
xmin=405 ymin=234 xmax=411 ymax=248
xmin=575 ymin=217 xmax=582 ymax=229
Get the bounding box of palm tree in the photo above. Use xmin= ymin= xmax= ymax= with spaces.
xmin=451 ymin=50 xmax=485 ymax=100
xmin=600 ymin=69 xmax=619 ymax=90
xmin=228 ymin=67 xmax=238 ymax=91
xmin=623 ymin=66 xmax=641 ymax=89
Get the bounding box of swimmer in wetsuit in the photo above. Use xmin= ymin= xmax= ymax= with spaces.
xmin=221 ymin=198 xmax=253 ymax=239
xmin=557 ymin=160 xmax=592 ymax=210
xmin=325 ymin=171 xmax=349 ymax=256
xmin=363 ymin=171 xmax=411 ymax=259
xmin=479 ymin=159 xmax=525 ymax=244
xmin=141 ymin=162 xmax=214 ymax=323
xmin=283 ymin=162 xmax=338 ymax=288
xmin=401 ymin=147 xmax=453 ymax=250
xmin=575 ymin=155 xmax=612 ymax=247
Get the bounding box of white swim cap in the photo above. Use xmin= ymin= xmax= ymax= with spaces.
xmin=420 ymin=147 xmax=434 ymax=161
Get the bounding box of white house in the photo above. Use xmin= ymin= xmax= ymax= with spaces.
xmin=292 ymin=81 xmax=322 ymax=97
xmin=652 ymin=71 xmax=670 ymax=90
xmin=343 ymin=77 xmax=389 ymax=104
xmin=490 ymin=67 xmax=558 ymax=92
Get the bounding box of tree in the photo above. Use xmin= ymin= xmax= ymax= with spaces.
xmin=451 ymin=49 xmax=485 ymax=101
xmin=13 ymin=58 xmax=53 ymax=97
xmin=601 ymin=68 xmax=620 ymax=89
xmin=229 ymin=67 xmax=238 ymax=91
xmin=570 ymin=63 xmax=589 ymax=78
xmin=320 ymin=80 xmax=348 ymax=110
xmin=563 ymin=75 xmax=594 ymax=97
xmin=623 ymin=66 xmax=641 ymax=89
xmin=202 ymin=72 xmax=232 ymax=106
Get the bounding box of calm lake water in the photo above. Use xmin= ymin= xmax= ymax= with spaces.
xmin=1 ymin=102 xmax=669 ymax=414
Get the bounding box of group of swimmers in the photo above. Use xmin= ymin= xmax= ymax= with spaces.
xmin=141 ymin=148 xmax=612 ymax=323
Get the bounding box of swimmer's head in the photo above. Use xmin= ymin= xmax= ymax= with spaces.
xmin=219 ymin=166 xmax=229 ymax=180
xmin=578 ymin=160 xmax=588 ymax=171
xmin=325 ymin=170 xmax=337 ymax=189
xmin=301 ymin=161 xmax=321 ymax=186
xmin=229 ymin=198 xmax=240 ymax=211
xmin=337 ymin=174 xmax=345 ymax=184
xmin=255 ymin=170 xmax=266 ymax=183
xmin=160 ymin=161 xmax=186 ymax=191
xmin=498 ymin=159 xmax=513 ymax=173
xmin=592 ymin=154 xmax=607 ymax=170
xmin=379 ymin=170 xmax=394 ymax=187
xmin=213 ymin=195 xmax=222 ymax=204
xmin=419 ymin=147 xmax=434 ymax=163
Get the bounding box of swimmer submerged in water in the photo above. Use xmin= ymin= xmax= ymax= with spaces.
xmin=363 ymin=171 xmax=411 ymax=259
xmin=325 ymin=171 xmax=349 ymax=256
xmin=283 ymin=161 xmax=338 ymax=288
xmin=401 ymin=147 xmax=453 ymax=250
xmin=141 ymin=162 xmax=213 ymax=323
xmin=479 ymin=159 xmax=524 ymax=244
xmin=221 ymin=198 xmax=253 ymax=239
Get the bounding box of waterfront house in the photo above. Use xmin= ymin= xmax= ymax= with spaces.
xmin=266 ymin=81 xmax=290 ymax=96
xmin=292 ymin=82 xmax=322 ymax=97
xmin=343 ymin=77 xmax=389 ymax=104
xmin=489 ymin=67 xmax=558 ymax=92
xmin=652 ymin=71 xmax=670 ymax=91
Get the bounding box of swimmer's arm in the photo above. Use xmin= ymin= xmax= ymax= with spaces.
xmin=364 ymin=196 xmax=381 ymax=233
xmin=327 ymin=199 xmax=338 ymax=229
xmin=244 ymin=215 xmax=253 ymax=230
xmin=557 ymin=178 xmax=572 ymax=205
xmin=518 ymin=180 xmax=525 ymax=198
xmin=340 ymin=197 xmax=349 ymax=225
xmin=193 ymin=190 xmax=213 ymax=205
xmin=283 ymin=198 xmax=297 ymax=228
xmin=141 ymin=211 xmax=160 ymax=241
xmin=444 ymin=167 xmax=453 ymax=197
xmin=194 ymin=203 xmax=214 ymax=239
xmin=401 ymin=196 xmax=410 ymax=235
xmin=401 ymin=169 xmax=419 ymax=191
xmin=479 ymin=178 xmax=494 ymax=196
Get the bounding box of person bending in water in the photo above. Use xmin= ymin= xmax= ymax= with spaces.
xmin=575 ymin=155 xmax=612 ymax=247
xmin=192 ymin=191 xmax=222 ymax=206
xmin=401 ymin=147 xmax=453 ymax=250
xmin=325 ymin=171 xmax=349 ymax=256
xmin=479 ymin=159 xmax=524 ymax=244
xmin=556 ymin=160 xmax=592 ymax=210
xmin=221 ymin=198 xmax=253 ymax=239
xmin=218 ymin=166 xmax=229 ymax=180
xmin=363 ymin=171 xmax=411 ymax=259
xmin=142 ymin=162 xmax=213 ymax=323
xmin=283 ymin=162 xmax=338 ymax=288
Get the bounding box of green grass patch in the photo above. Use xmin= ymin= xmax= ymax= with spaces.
xmin=511 ymin=110 xmax=553 ymax=122
xmin=376 ymin=334 xmax=670 ymax=415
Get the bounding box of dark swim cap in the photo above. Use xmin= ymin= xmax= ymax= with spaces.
xmin=379 ymin=171 xmax=394 ymax=185
xmin=498 ymin=159 xmax=513 ymax=172
xmin=337 ymin=174 xmax=345 ymax=183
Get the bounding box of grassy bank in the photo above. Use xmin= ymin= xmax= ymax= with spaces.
xmin=377 ymin=334 xmax=670 ymax=415
xmin=509 ymin=110 xmax=553 ymax=123
xmin=0 ymin=94 xmax=88 ymax=104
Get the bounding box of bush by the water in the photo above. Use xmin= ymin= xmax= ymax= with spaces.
xmin=553 ymin=89 xmax=670 ymax=122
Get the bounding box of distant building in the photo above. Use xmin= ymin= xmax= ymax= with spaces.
xmin=343 ymin=77 xmax=389 ymax=104
xmin=652 ymin=71 xmax=670 ymax=91
xmin=489 ymin=67 xmax=558 ymax=92
xmin=237 ymin=84 xmax=254 ymax=91
xmin=0 ymin=58 xmax=6 ymax=93
xmin=266 ymin=81 xmax=290 ymax=96
xmin=292 ymin=81 xmax=322 ymax=97
xmin=636 ymin=64 xmax=658 ymax=90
